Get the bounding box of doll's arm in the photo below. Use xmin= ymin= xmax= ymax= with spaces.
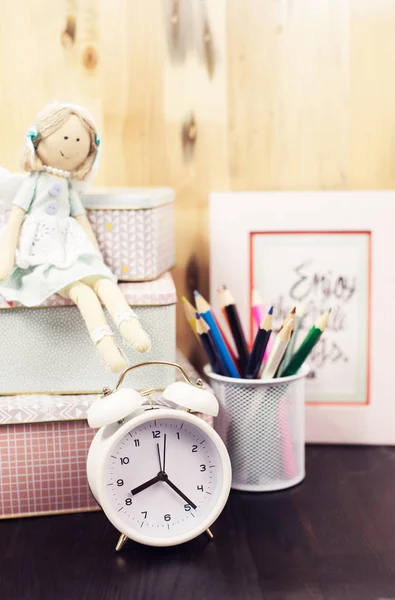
xmin=0 ymin=206 xmax=25 ymax=280
xmin=0 ymin=173 xmax=37 ymax=281
xmin=75 ymin=214 xmax=102 ymax=254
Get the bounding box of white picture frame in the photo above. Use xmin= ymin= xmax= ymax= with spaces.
xmin=209 ymin=191 xmax=395 ymax=445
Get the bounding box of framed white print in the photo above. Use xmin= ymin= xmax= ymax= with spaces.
xmin=209 ymin=191 xmax=395 ymax=445
xmin=250 ymin=231 xmax=370 ymax=406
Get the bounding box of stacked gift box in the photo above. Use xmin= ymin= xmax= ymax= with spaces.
xmin=0 ymin=186 xmax=196 ymax=518
xmin=0 ymin=351 xmax=212 ymax=519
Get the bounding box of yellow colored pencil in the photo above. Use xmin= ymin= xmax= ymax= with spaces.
xmin=181 ymin=296 xmax=200 ymax=341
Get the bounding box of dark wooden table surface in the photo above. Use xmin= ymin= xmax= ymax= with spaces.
xmin=1 ymin=445 xmax=395 ymax=600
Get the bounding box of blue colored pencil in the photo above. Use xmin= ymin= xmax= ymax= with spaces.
xmin=194 ymin=291 xmax=240 ymax=378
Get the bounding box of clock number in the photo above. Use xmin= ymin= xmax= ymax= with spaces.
xmin=197 ymin=485 xmax=204 ymax=492
xmin=200 ymin=464 xmax=206 ymax=472
xmin=184 ymin=504 xmax=191 ymax=511
xmin=141 ymin=511 xmax=147 ymax=519
xmin=120 ymin=457 xmax=129 ymax=465
xmin=192 ymin=445 xmax=198 ymax=453
xmin=176 ymin=432 xmax=180 ymax=439
xmin=134 ymin=439 xmax=140 ymax=447
xmin=152 ymin=431 xmax=161 ymax=439
xmin=164 ymin=514 xmax=171 ymax=522
xmin=117 ymin=479 xmax=124 ymax=486
xmin=125 ymin=498 xmax=132 ymax=506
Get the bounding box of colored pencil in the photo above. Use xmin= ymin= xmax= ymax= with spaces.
xmin=214 ymin=314 xmax=240 ymax=367
xmin=251 ymin=288 xmax=270 ymax=358
xmin=274 ymin=311 xmax=296 ymax=377
xmin=279 ymin=397 xmax=298 ymax=478
xmin=277 ymin=308 xmax=303 ymax=377
xmin=217 ymin=287 xmax=234 ymax=338
xmin=221 ymin=287 xmax=250 ymax=376
xmin=263 ymin=332 xmax=273 ymax=362
xmin=194 ymin=291 xmax=240 ymax=378
xmin=245 ymin=307 xmax=273 ymax=379
xmin=217 ymin=287 xmax=241 ymax=366
xmin=251 ymin=288 xmax=265 ymax=329
xmin=195 ymin=313 xmax=227 ymax=376
xmin=213 ymin=287 xmax=239 ymax=363
xmin=181 ymin=296 xmax=200 ymax=341
xmin=261 ymin=319 xmax=293 ymax=380
xmin=281 ymin=309 xmax=331 ymax=377
xmin=278 ymin=306 xmax=296 ymax=332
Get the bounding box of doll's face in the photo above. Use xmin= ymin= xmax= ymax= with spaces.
xmin=36 ymin=114 xmax=91 ymax=172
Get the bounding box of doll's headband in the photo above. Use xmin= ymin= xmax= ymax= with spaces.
xmin=27 ymin=125 xmax=39 ymax=141
xmin=26 ymin=126 xmax=39 ymax=153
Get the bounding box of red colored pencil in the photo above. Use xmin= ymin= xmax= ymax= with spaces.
xmin=213 ymin=313 xmax=239 ymax=368
xmin=221 ymin=287 xmax=250 ymax=376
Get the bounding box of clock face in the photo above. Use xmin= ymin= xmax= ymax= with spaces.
xmin=104 ymin=414 xmax=227 ymax=544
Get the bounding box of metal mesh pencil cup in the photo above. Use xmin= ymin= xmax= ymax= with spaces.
xmin=204 ymin=365 xmax=309 ymax=492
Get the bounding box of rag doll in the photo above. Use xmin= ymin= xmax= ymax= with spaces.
xmin=0 ymin=102 xmax=151 ymax=373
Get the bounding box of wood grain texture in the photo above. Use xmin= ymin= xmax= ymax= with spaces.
xmin=228 ymin=0 xmax=349 ymax=190
xmin=2 ymin=446 xmax=395 ymax=600
xmin=0 ymin=1 xmax=394 ymax=365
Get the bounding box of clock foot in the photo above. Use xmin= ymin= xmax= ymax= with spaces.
xmin=205 ymin=528 xmax=214 ymax=540
xmin=115 ymin=533 xmax=129 ymax=552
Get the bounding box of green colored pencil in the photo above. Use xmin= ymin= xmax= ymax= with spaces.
xmin=281 ymin=309 xmax=331 ymax=377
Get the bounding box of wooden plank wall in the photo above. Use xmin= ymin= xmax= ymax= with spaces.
xmin=0 ymin=1 xmax=394 ymax=368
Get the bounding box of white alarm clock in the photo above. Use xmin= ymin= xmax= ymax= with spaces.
xmin=86 ymin=361 xmax=232 ymax=550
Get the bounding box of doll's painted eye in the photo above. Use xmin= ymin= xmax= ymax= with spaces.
xmin=76 ymin=138 xmax=80 ymax=142
xmin=64 ymin=136 xmax=68 ymax=140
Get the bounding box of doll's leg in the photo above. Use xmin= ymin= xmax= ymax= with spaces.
xmin=63 ymin=281 xmax=127 ymax=373
xmin=83 ymin=276 xmax=151 ymax=353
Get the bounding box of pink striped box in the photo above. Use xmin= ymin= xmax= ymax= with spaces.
xmin=1 ymin=421 xmax=97 ymax=518
xmin=0 ymin=352 xmax=212 ymax=519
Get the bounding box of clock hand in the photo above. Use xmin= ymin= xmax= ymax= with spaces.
xmin=156 ymin=443 xmax=162 ymax=472
xmin=165 ymin=478 xmax=197 ymax=510
xmin=158 ymin=434 xmax=195 ymax=508
xmin=131 ymin=474 xmax=161 ymax=496
xmin=132 ymin=471 xmax=197 ymax=509
xmin=163 ymin=433 xmax=167 ymax=473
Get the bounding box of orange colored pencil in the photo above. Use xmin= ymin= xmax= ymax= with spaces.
xmin=279 ymin=306 xmax=296 ymax=332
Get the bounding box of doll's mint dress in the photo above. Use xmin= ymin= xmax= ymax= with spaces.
xmin=0 ymin=171 xmax=116 ymax=307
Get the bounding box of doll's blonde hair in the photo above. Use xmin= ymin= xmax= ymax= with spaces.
xmin=21 ymin=103 xmax=99 ymax=181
